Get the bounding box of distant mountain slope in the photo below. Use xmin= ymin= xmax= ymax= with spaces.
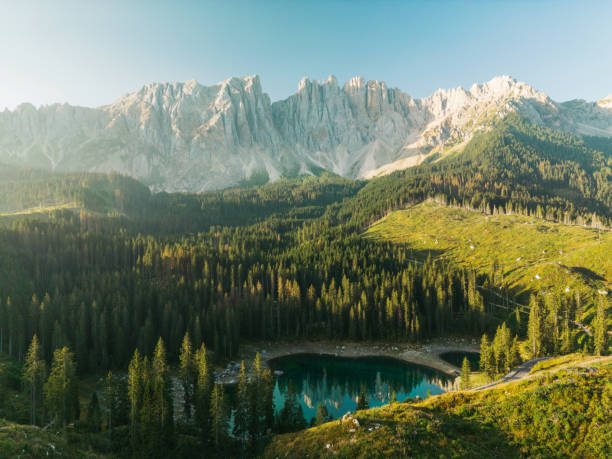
xmin=0 ymin=164 xmax=151 ymax=216
xmin=1 ymin=75 xmax=611 ymax=191
xmin=335 ymin=115 xmax=612 ymax=229
xmin=0 ymin=164 xmax=362 ymax=235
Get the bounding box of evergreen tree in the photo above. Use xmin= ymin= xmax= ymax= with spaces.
xmin=278 ymin=381 xmax=306 ymax=433
xmin=179 ymin=332 xmax=194 ymax=420
xmin=250 ymin=352 xmax=266 ymax=441
xmin=195 ymin=343 xmax=212 ymax=440
xmin=492 ymin=322 xmax=511 ymax=373
xmin=44 ymin=346 xmax=78 ymax=427
xmin=314 ymin=403 xmax=329 ymax=426
xmin=23 ymin=334 xmax=46 ymax=425
xmin=509 ymin=336 xmax=522 ymax=369
xmin=210 ymin=383 xmax=228 ymax=448
xmin=105 ymin=371 xmax=113 ymax=434
xmin=233 ymin=360 xmax=251 ymax=447
xmin=460 ymin=357 xmax=471 ymax=389
xmin=127 ymin=349 xmax=143 ymax=445
xmin=152 ymin=337 xmax=171 ymax=430
xmin=479 ymin=334 xmax=494 ymax=380
xmin=86 ymin=391 xmax=103 ymax=432
xmin=261 ymin=369 xmax=275 ymax=434
xmin=357 ymin=388 xmax=369 ymax=410
xmin=561 ymin=316 xmax=573 ymax=355
xmin=594 ymin=295 xmax=609 ymax=356
xmin=105 ymin=370 xmax=129 ymax=441
xmin=527 ymin=295 xmax=543 ymax=358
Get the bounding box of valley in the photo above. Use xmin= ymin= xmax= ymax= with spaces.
xmin=2 ymin=2 xmax=612 ymax=457
xmin=0 ymin=87 xmax=610 ymax=459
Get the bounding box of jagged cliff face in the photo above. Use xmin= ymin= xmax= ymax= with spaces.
xmin=1 ymin=75 xmax=611 ymax=191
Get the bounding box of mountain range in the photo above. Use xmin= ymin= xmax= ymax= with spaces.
xmin=1 ymin=75 xmax=611 ymax=191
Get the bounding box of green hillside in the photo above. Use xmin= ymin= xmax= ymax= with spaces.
xmin=0 ymin=164 xmax=151 ymax=216
xmin=366 ymin=201 xmax=611 ymax=317
xmin=262 ymin=356 xmax=612 ymax=458
xmin=336 ymin=115 xmax=612 ymax=230
xmin=0 ymin=419 xmax=99 ymax=458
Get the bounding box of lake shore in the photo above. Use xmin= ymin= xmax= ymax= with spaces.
xmin=215 ymin=337 xmax=480 ymax=384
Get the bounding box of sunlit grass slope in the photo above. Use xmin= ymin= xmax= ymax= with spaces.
xmin=262 ymin=356 xmax=612 ymax=458
xmin=366 ymin=201 xmax=611 ymax=307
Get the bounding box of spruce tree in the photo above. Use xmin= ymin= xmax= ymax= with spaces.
xmin=23 ymin=334 xmax=46 ymax=425
xmin=314 ymin=403 xmax=329 ymax=426
xmin=279 ymin=381 xmax=306 ymax=433
xmin=210 ymin=383 xmax=228 ymax=447
xmin=509 ymin=336 xmax=522 ymax=369
xmin=127 ymin=349 xmax=143 ymax=444
xmin=44 ymin=346 xmax=78 ymax=428
xmin=250 ymin=352 xmax=265 ymax=440
xmin=479 ymin=334 xmax=494 ymax=380
xmin=357 ymin=388 xmax=369 ymax=410
xmin=87 ymin=391 xmax=103 ymax=432
xmin=179 ymin=332 xmax=194 ymax=420
xmin=152 ymin=337 xmax=173 ymax=448
xmin=460 ymin=357 xmax=471 ymax=389
xmin=195 ymin=343 xmax=212 ymax=439
xmin=233 ymin=360 xmax=251 ymax=447
xmin=261 ymin=369 xmax=275 ymax=434
xmin=492 ymin=323 xmax=510 ymax=374
xmin=594 ymin=295 xmax=609 ymax=356
xmin=105 ymin=371 xmax=114 ymax=438
xmin=527 ymin=295 xmax=543 ymax=358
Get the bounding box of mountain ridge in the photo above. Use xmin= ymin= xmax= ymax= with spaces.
xmin=1 ymin=75 xmax=611 ymax=191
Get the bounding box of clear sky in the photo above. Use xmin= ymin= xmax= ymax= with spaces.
xmin=1 ymin=0 xmax=611 ymax=110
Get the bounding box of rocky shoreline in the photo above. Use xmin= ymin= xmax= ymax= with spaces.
xmin=215 ymin=337 xmax=480 ymax=384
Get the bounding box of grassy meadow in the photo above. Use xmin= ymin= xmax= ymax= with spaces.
xmin=366 ymin=201 xmax=611 ymax=320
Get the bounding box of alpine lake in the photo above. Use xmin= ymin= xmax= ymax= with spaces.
xmin=267 ymin=353 xmax=456 ymax=424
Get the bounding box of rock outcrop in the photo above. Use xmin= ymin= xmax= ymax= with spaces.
xmin=1 ymin=75 xmax=610 ymax=191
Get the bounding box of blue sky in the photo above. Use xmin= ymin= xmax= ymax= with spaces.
xmin=1 ymin=0 xmax=611 ymax=109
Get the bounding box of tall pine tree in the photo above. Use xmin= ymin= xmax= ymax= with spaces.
xmin=210 ymin=383 xmax=228 ymax=448
xmin=44 ymin=346 xmax=78 ymax=428
xmin=23 ymin=334 xmax=46 ymax=425
xmin=179 ymin=332 xmax=194 ymax=420
xmin=594 ymin=295 xmax=609 ymax=356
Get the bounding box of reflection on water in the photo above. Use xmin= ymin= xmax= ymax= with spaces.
xmin=269 ymin=354 xmax=453 ymax=423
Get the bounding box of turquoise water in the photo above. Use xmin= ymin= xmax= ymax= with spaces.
xmin=268 ymin=354 xmax=453 ymax=423
xmin=438 ymin=351 xmax=481 ymax=371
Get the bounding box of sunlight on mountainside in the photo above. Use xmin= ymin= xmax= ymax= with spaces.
xmin=367 ymin=201 xmax=611 ymax=312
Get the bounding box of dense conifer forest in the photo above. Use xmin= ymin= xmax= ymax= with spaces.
xmin=0 ymin=116 xmax=610 ymax=456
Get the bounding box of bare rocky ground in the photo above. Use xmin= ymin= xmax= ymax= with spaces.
xmin=214 ymin=337 xmax=480 ymax=384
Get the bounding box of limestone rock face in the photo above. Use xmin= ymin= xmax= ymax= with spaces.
xmin=1 ymin=75 xmax=610 ymax=191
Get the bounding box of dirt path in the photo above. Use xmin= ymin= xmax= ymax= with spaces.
xmin=472 ymin=355 xmax=612 ymax=391
xmin=472 ymin=357 xmax=551 ymax=391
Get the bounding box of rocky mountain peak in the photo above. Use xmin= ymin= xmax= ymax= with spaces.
xmin=344 ymin=76 xmax=366 ymax=89
xmin=0 ymin=75 xmax=610 ymax=191
xmin=598 ymin=95 xmax=612 ymax=109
